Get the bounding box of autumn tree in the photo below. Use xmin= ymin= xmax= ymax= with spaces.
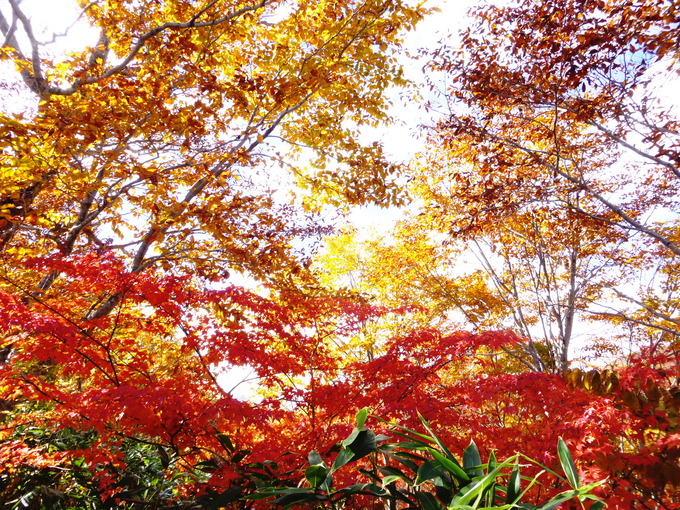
xmin=0 ymin=0 xmax=429 ymax=506
xmin=1 ymin=0 xmax=678 ymax=508
xmin=423 ymin=0 xmax=680 ymax=355
xmin=332 ymin=0 xmax=680 ymax=372
xmin=416 ymin=0 xmax=680 ymax=503
xmin=401 ymin=160 xmax=641 ymax=371
xmin=311 ymin=0 xmax=680 ymax=505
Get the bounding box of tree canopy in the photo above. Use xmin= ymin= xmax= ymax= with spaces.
xmin=0 ymin=0 xmax=678 ymax=508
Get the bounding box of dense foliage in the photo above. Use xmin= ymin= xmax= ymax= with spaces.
xmin=0 ymin=0 xmax=678 ymax=508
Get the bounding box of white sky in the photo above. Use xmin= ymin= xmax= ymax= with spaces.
xmin=346 ymin=0 xmax=474 ymax=235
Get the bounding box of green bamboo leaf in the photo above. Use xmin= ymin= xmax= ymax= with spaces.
xmin=231 ymin=449 xmax=250 ymax=463
xmin=415 ymin=491 xmax=445 ymax=510
xmin=356 ymin=407 xmax=370 ymax=429
xmin=342 ymin=427 xmax=361 ymax=447
xmin=216 ymin=433 xmax=235 ymax=454
xmin=379 ymin=465 xmax=414 ymax=484
xmin=195 ymin=459 xmax=219 ymax=473
xmin=387 ymin=451 xmax=421 ymax=472
xmin=391 ymin=450 xmax=429 ymax=461
xmin=486 ymin=451 xmax=497 ymax=506
xmin=534 ymin=479 xmax=605 ymax=510
xmin=415 ymin=459 xmax=446 ymax=485
xmin=557 ymin=438 xmax=580 ymax=489
xmin=242 ymin=492 xmax=281 ymax=501
xmin=393 ymin=439 xmax=432 ymax=450
xmin=322 ymin=473 xmax=333 ymax=492
xmin=338 ymin=483 xmax=389 ymax=498
xmin=487 ymin=451 xmax=497 ymax=474
xmin=463 ymin=440 xmax=484 ymax=478
xmin=505 ymin=462 xmax=521 ymax=504
xmin=246 ymin=487 xmax=318 ymax=507
xmin=429 ymin=448 xmax=470 ymax=483
xmin=332 ymin=429 xmax=378 ymax=471
xmin=418 ymin=412 xmax=457 ymax=461
xmin=382 ymin=475 xmax=404 ymax=486
xmin=333 ymin=448 xmax=354 ymax=471
xmin=451 ymin=457 xmax=519 ymax=508
xmin=392 ymin=428 xmax=436 ymax=445
xmin=157 ymin=445 xmax=170 ymax=469
xmin=357 ymin=467 xmax=382 ymax=483
xmin=308 ymin=450 xmax=324 ymax=467
xmin=534 ymin=489 xmax=580 ymax=510
xmin=275 ymin=491 xmax=326 ymax=509
xmin=305 ymin=464 xmax=329 ymax=488
xmin=450 ymin=478 xmax=490 ymax=507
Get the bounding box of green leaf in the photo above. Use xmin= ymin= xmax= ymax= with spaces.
xmin=157 ymin=445 xmax=170 ymax=469
xmin=451 ymin=456 xmax=520 ymax=508
xmin=557 ymin=437 xmax=580 ymax=489
xmin=535 ymin=489 xmax=581 ymax=510
xmin=394 ymin=439 xmax=433 ymax=450
xmin=249 ymin=488 xmax=320 ymax=505
xmin=390 ymin=450 xmax=428 ymax=461
xmin=417 ymin=412 xmax=458 ymax=461
xmin=194 ymin=459 xmax=219 ymax=473
xmin=381 ymin=475 xmax=403 ymax=485
xmin=342 ymin=427 xmax=361 ymax=447
xmin=506 ymin=462 xmax=521 ymax=503
xmin=338 ymin=483 xmax=389 ymax=498
xmin=357 ymin=467 xmax=382 ymax=483
xmin=322 ymin=473 xmax=333 ymax=492
xmin=305 ymin=464 xmax=329 ymax=488
xmin=388 ymin=450 xmax=426 ymax=472
xmin=534 ymin=478 xmax=606 ymax=510
xmin=274 ymin=491 xmax=326 ymax=509
xmin=231 ymin=449 xmax=250 ymax=463
xmin=332 ymin=429 xmax=378 ymax=471
xmin=216 ymin=433 xmax=235 ymax=454
xmin=242 ymin=492 xmax=280 ymax=502
xmin=333 ymin=448 xmax=354 ymax=471
xmin=485 ymin=451 xmax=497 ymax=506
xmin=356 ymin=407 xmax=370 ymax=429
xmin=448 ymin=481 xmax=482 ymax=507
xmin=308 ymin=450 xmax=324 ymax=467
xmin=198 ymin=487 xmax=244 ymax=509
xmin=415 ymin=491 xmax=445 ymax=510
xmin=463 ymin=440 xmax=483 ymax=478
xmin=487 ymin=451 xmax=497 ymax=474
xmin=390 ymin=425 xmax=436 ymax=444
xmin=347 ymin=430 xmax=378 ymax=460
xmin=429 ymin=448 xmax=470 ymax=483
xmin=394 ymin=429 xmax=434 ymax=447
xmin=415 ymin=459 xmax=446 ymax=485
xmin=379 ymin=465 xmax=413 ymax=484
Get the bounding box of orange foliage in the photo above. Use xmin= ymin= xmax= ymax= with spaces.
xmin=0 ymin=0 xmax=678 ymax=508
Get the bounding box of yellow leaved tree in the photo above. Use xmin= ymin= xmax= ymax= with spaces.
xmin=0 ymin=0 xmax=428 ymax=506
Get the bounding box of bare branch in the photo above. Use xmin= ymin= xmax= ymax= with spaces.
xmin=583 ymin=117 xmax=680 ymax=180
xmin=486 ymin=130 xmax=680 ymax=256
xmin=3 ymin=0 xmax=46 ymax=95
xmin=0 ymin=6 xmax=18 ymax=49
